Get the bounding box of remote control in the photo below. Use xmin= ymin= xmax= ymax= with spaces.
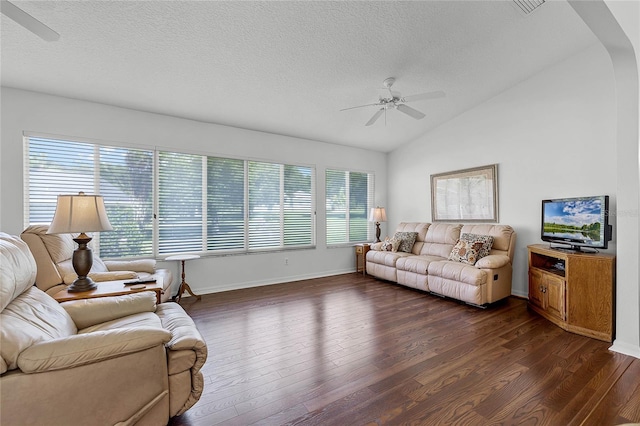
xmin=124 ymin=278 xmax=157 ymax=285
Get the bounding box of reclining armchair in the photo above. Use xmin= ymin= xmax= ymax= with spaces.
xmin=21 ymin=225 xmax=174 ymax=302
xmin=0 ymin=232 xmax=207 ymax=425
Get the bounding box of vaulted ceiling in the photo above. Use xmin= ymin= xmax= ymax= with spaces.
xmin=1 ymin=1 xmax=598 ymax=152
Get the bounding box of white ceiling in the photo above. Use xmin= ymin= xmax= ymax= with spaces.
xmin=1 ymin=0 xmax=598 ymax=152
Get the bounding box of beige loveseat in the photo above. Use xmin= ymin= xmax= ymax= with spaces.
xmin=0 ymin=232 xmax=207 ymax=425
xmin=366 ymin=222 xmax=516 ymax=306
xmin=21 ymin=225 xmax=174 ymax=302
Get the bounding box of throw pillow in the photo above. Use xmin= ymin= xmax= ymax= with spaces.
xmin=448 ymin=233 xmax=494 ymax=265
xmin=393 ymin=231 xmax=418 ymax=253
xmin=389 ymin=236 xmax=402 ymax=252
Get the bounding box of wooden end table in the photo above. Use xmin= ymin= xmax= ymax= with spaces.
xmin=166 ymin=254 xmax=202 ymax=302
xmin=53 ymin=277 xmax=164 ymax=304
xmin=355 ymin=243 xmax=370 ymax=275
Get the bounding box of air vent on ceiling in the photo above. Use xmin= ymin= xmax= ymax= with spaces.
xmin=512 ymin=0 xmax=545 ymax=15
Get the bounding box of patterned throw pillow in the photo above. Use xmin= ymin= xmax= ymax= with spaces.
xmin=393 ymin=232 xmax=418 ymax=253
xmin=448 ymin=233 xmax=494 ymax=265
xmin=389 ymin=236 xmax=402 ymax=252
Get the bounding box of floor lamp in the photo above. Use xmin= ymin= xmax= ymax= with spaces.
xmin=369 ymin=207 xmax=387 ymax=243
xmin=47 ymin=192 xmax=113 ymax=292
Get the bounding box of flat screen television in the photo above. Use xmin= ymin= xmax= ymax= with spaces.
xmin=541 ymin=195 xmax=611 ymax=252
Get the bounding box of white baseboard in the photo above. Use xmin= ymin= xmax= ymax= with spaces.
xmin=609 ymin=340 xmax=640 ymax=359
xmin=182 ymin=268 xmax=354 ymax=296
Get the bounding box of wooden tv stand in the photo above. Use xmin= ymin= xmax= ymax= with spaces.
xmin=527 ymin=244 xmax=615 ymax=342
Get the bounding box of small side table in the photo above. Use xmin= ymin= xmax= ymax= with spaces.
xmin=166 ymin=254 xmax=202 ymax=302
xmin=355 ymin=243 xmax=370 ymax=275
xmin=53 ymin=278 xmax=164 ymax=304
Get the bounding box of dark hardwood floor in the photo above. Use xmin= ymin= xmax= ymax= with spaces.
xmin=169 ymin=273 xmax=640 ymax=425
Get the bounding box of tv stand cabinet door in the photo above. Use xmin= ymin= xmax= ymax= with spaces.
xmin=566 ymin=255 xmax=615 ymax=342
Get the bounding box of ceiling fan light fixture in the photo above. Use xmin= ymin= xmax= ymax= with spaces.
xmin=341 ymin=78 xmax=445 ymax=127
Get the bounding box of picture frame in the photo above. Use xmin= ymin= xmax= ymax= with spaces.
xmin=430 ymin=164 xmax=498 ymax=222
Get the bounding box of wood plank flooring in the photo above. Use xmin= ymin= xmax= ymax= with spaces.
xmin=169 ymin=273 xmax=640 ymax=425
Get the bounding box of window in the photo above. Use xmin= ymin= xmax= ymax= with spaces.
xmin=248 ymin=161 xmax=315 ymax=249
xmin=25 ymin=136 xmax=316 ymax=258
xmin=26 ymin=137 xmax=154 ymax=258
xmin=325 ymin=169 xmax=374 ymax=245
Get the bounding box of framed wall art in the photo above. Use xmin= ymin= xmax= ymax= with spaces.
xmin=430 ymin=164 xmax=498 ymax=222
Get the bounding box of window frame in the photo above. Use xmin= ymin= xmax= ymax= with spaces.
xmin=325 ymin=167 xmax=375 ymax=247
xmin=24 ymin=134 xmax=317 ymax=259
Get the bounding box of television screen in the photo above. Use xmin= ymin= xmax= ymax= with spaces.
xmin=541 ymin=195 xmax=610 ymax=250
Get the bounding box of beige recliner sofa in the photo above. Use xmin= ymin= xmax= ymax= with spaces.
xmin=366 ymin=222 xmax=516 ymax=306
xmin=21 ymin=225 xmax=174 ymax=302
xmin=0 ymin=232 xmax=207 ymax=425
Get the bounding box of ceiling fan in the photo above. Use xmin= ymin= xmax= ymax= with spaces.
xmin=1 ymin=0 xmax=60 ymax=41
xmin=341 ymin=77 xmax=445 ymax=126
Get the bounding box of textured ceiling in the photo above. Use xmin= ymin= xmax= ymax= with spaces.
xmin=1 ymin=1 xmax=598 ymax=152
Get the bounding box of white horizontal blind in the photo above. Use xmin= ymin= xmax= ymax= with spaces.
xmin=247 ymin=161 xmax=315 ymax=250
xmin=26 ymin=136 xmax=316 ymax=257
xmin=26 ymin=137 xmax=154 ymax=258
xmin=248 ymin=161 xmax=281 ymax=249
xmin=158 ymin=151 xmax=203 ymax=254
xmin=207 ymin=156 xmax=245 ymax=251
xmin=98 ymin=146 xmax=154 ymax=257
xmin=284 ymin=165 xmax=315 ymax=247
xmin=325 ymin=169 xmax=374 ymax=244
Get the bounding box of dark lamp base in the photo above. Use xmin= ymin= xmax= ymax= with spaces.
xmin=67 ymin=277 xmax=97 ymax=293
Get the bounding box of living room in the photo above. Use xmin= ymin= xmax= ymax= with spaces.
xmin=1 ymin=0 xmax=639 ymax=424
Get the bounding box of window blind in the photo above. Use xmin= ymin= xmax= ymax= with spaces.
xmin=158 ymin=151 xmax=203 ymax=254
xmin=26 ymin=136 xmax=318 ymax=257
xmin=325 ymin=169 xmax=374 ymax=244
xmin=25 ymin=137 xmax=154 ymax=258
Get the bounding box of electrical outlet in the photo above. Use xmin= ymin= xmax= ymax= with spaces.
xmin=285 ymin=258 xmax=289 ymax=265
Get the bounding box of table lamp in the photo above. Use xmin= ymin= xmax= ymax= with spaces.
xmin=369 ymin=206 xmax=387 ymax=243
xmin=47 ymin=192 xmax=113 ymax=292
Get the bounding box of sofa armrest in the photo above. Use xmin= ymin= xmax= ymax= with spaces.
xmin=475 ymin=254 xmax=510 ymax=269
xmin=17 ymin=327 xmax=171 ymax=373
xmin=370 ymin=242 xmax=384 ymax=251
xmin=105 ymin=259 xmax=156 ymax=274
xmin=61 ymin=292 xmax=157 ymax=329
xmin=155 ymin=302 xmax=207 ymax=415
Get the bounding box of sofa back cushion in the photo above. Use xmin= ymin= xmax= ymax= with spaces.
xmin=21 ymin=225 xmax=109 ymax=292
xmin=1 ymin=233 xmax=77 ymax=373
xmin=393 ymin=223 xmax=429 ymax=255
xmin=460 ymin=224 xmax=516 ymax=262
xmin=419 ymin=223 xmax=462 ymax=258
xmin=1 ymin=233 xmax=38 ymax=311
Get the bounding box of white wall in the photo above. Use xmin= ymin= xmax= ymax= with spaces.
xmin=0 ymin=87 xmax=388 ymax=295
xmin=388 ymin=43 xmax=617 ymax=298
xmin=571 ymin=0 xmax=640 ymax=358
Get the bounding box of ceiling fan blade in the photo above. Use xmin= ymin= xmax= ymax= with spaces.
xmin=340 ymin=103 xmax=379 ymax=112
xmin=397 ymin=104 xmax=426 ymax=120
xmin=1 ymin=0 xmax=60 ymax=41
xmin=365 ymin=108 xmax=384 ymax=126
xmin=401 ymin=90 xmax=446 ymax=103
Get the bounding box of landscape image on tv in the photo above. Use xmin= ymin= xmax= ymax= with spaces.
xmin=543 ymin=198 xmax=604 ymax=243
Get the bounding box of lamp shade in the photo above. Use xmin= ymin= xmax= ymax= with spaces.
xmin=369 ymin=207 xmax=387 ymax=223
xmin=47 ymin=192 xmax=113 ymax=234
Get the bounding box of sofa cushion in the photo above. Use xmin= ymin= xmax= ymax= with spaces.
xmin=366 ymin=250 xmax=413 ymax=267
xmin=1 ymin=286 xmax=77 ymax=372
xmin=393 ymin=232 xmax=418 ymax=253
xmin=396 ymin=255 xmax=443 ymax=274
xmin=418 ymin=223 xmax=462 ymax=258
xmin=448 ymin=233 xmax=494 ymax=265
xmin=394 ymin=223 xmax=429 ymax=254
xmin=460 ymin=224 xmax=515 ymax=258
xmin=428 ymin=260 xmax=488 ymax=286
xmin=1 ymin=233 xmax=37 ymax=311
